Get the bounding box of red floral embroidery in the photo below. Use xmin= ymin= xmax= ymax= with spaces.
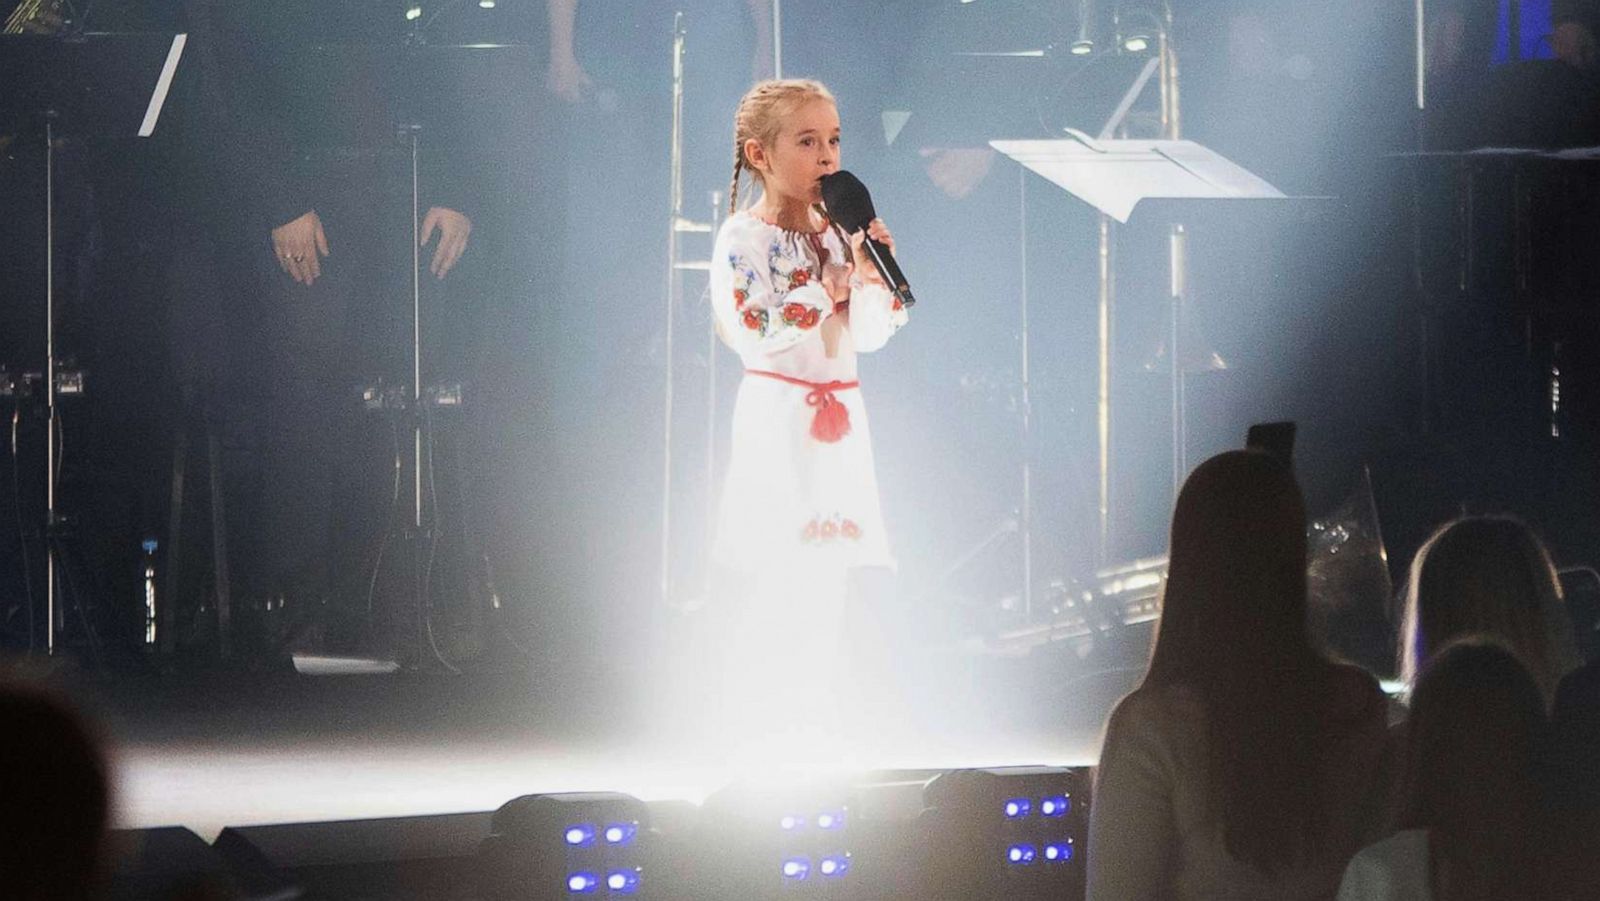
xmin=781 ymin=303 xmax=809 ymax=326
xmin=789 ymin=268 xmax=813 ymax=289
xmin=743 ymin=308 xmax=767 ymax=331
xmin=734 ymin=288 xmax=749 ymax=310
xmin=778 ymin=303 xmax=822 ymax=330
xmin=799 ymin=515 xmax=863 ymax=545
xmin=892 ymin=297 xmax=904 ymax=313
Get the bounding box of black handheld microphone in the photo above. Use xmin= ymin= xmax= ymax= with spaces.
xmin=820 ymin=171 xmax=916 ymax=308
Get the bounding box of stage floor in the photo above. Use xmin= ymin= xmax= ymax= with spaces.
xmin=58 ymin=650 xmax=1125 ymax=839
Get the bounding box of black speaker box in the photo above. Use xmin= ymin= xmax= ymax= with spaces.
xmin=106 ymin=826 xmax=244 ymax=901
xmin=213 ymin=811 xmax=494 ymax=900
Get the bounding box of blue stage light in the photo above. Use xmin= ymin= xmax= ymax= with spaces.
xmin=603 ymin=822 xmax=637 ymax=845
xmin=606 ymin=869 xmax=641 ymax=894
xmin=1003 ymin=798 xmax=1031 ymax=819
xmin=782 ymin=857 xmax=811 ymax=880
xmin=1044 ymin=841 xmax=1075 ymax=862
xmin=779 ymin=814 xmax=802 ymax=831
xmin=1039 ymin=795 xmax=1071 ymax=817
xmin=566 ymin=872 xmax=599 ymax=893
xmin=1006 ymin=844 xmax=1037 ymax=865
xmin=816 ymin=810 xmax=846 ymax=830
xmin=564 ymin=824 xmax=596 ymax=847
xmin=819 ymin=855 xmax=851 ymax=877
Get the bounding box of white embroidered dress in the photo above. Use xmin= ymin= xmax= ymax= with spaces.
xmin=709 ymin=210 xmax=909 ymax=574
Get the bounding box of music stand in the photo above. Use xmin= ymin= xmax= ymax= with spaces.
xmin=992 ymin=133 xmax=1301 ymax=560
xmin=0 ymin=32 xmax=186 ymax=655
xmin=291 ymin=42 xmax=536 ymax=671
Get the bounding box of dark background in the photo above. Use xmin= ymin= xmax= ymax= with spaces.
xmin=2 ymin=0 xmax=1596 ymax=689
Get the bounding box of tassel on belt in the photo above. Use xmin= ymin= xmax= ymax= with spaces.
xmin=745 ymin=369 xmax=859 ymax=443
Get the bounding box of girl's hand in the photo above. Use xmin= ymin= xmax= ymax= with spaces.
xmin=866 ymin=218 xmax=894 ymax=254
xmin=850 ymin=218 xmax=894 ymax=287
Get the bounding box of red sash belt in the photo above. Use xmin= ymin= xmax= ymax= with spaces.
xmin=745 ymin=369 xmax=859 ymax=443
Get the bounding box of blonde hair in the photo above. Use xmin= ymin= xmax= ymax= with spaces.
xmin=728 ymin=79 xmax=837 ymax=214
xmin=1400 ymin=515 xmax=1581 ymax=704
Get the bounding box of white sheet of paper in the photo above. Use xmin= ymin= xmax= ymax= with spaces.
xmin=990 ymin=133 xmax=1286 ymax=223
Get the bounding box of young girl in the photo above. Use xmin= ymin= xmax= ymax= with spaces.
xmin=707 ymin=79 xmax=909 ymax=727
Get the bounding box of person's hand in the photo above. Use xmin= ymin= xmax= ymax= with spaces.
xmin=849 ymin=218 xmax=894 ymax=287
xmin=920 ymin=147 xmax=996 ymax=200
xmin=271 ymin=210 xmax=329 ymax=286
xmin=421 ymin=207 xmax=472 ymax=279
xmin=1553 ymin=22 xmax=1599 ymax=70
xmin=546 ymin=51 xmax=593 ymax=103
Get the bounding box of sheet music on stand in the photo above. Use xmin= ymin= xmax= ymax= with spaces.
xmin=991 ymin=134 xmax=1307 ymax=562
xmin=992 ymin=130 xmax=1287 ymax=223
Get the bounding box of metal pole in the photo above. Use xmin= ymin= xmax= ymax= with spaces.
xmin=45 ymin=115 xmax=56 ymax=654
xmin=1158 ymin=1 xmax=1180 ymax=140
xmin=403 ymin=118 xmax=456 ymax=673
xmin=661 ymin=13 xmax=687 ymax=606
xmin=1415 ymin=0 xmax=1427 ymax=111
xmin=1169 ymin=223 xmax=1187 ymax=499
xmin=1158 ymin=0 xmax=1188 ymax=498
xmin=411 ymin=128 xmax=423 ymax=532
xmin=1097 ymin=213 xmax=1114 ymax=566
xmin=771 ymin=0 xmax=782 ymax=78
xmin=705 ymin=190 xmax=722 ymax=564
xmin=1019 ymin=168 xmax=1032 ymax=619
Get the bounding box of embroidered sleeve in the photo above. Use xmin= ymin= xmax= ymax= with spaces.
xmin=711 ymin=221 xmax=833 ymax=356
xmin=845 ymin=278 xmax=910 ymax=354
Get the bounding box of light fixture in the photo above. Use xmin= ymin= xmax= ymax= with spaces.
xmin=922 ymin=767 xmax=1090 ymax=896
xmin=405 ymin=4 xmax=423 ymax=21
xmin=700 ymin=780 xmax=856 ymax=896
xmin=781 ymin=857 xmax=811 ymax=880
xmin=1040 ymin=795 xmax=1071 ymax=817
xmin=605 ymin=869 xmax=640 ymax=894
xmin=478 ymin=793 xmax=651 ymax=901
xmin=1122 ymin=33 xmax=1152 ymax=53
xmin=1072 ymin=0 xmax=1096 ymax=55
xmin=564 ymin=824 xmax=595 ymax=847
xmin=1007 ymin=844 xmax=1037 ymax=864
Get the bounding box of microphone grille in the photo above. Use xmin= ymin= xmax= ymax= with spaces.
xmin=821 ymin=171 xmax=876 ymax=231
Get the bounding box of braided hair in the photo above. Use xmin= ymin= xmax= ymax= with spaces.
xmin=728 ymin=79 xmax=837 ymax=214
